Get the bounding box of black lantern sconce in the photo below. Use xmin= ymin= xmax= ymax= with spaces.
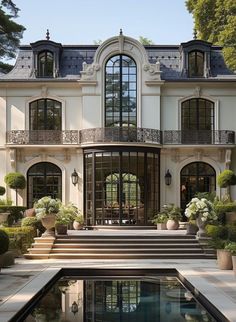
xmin=71 ymin=169 xmax=79 ymax=186
xmin=165 ymin=169 xmax=172 ymax=186
xmin=71 ymin=301 xmax=79 ymax=315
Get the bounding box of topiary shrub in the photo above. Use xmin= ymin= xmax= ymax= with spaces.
xmin=217 ymin=169 xmax=236 ymax=200
xmin=0 ymin=229 xmax=9 ymax=255
xmin=0 ymin=186 xmax=6 ymax=196
xmin=4 ymin=172 xmax=26 ymax=206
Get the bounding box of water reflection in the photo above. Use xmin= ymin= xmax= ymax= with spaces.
xmin=23 ymin=277 xmax=216 ymax=322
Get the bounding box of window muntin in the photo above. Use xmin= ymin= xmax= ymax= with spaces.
xmin=105 ymin=55 xmax=137 ymax=128
xmin=188 ymin=51 xmax=204 ymax=77
xmin=38 ymin=51 xmax=54 ymax=77
xmin=27 ymin=162 xmax=62 ymax=208
xmin=84 ymin=149 xmax=159 ymax=226
xmin=29 ymin=99 xmax=62 ymax=130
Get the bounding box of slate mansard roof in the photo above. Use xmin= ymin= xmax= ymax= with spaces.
xmin=1 ymin=37 xmax=235 ymax=81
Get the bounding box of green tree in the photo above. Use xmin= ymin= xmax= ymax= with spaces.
xmin=186 ymin=0 xmax=236 ymax=71
xmin=138 ymin=36 xmax=154 ymax=45
xmin=0 ymin=0 xmax=25 ymax=73
xmin=4 ymin=172 xmax=26 ymax=206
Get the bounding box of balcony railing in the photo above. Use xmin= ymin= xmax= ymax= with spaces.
xmin=6 ymin=129 xmax=235 ymax=146
xmin=163 ymin=130 xmax=235 ymax=145
xmin=80 ymin=127 xmax=162 ymax=145
xmin=6 ymin=130 xmax=79 ymax=145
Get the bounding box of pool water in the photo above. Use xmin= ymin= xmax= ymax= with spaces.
xmin=22 ymin=275 xmax=217 ymax=322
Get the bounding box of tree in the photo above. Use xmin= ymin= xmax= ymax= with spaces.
xmin=185 ymin=0 xmax=236 ymax=71
xmin=0 ymin=0 xmax=25 ymax=73
xmin=138 ymin=36 xmax=154 ymax=45
xmin=217 ymin=169 xmax=236 ymax=200
xmin=4 ymin=172 xmax=26 ymax=206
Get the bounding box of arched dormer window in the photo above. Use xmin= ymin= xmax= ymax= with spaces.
xmin=105 ymin=55 xmax=137 ymax=128
xmin=188 ymin=51 xmax=204 ymax=77
xmin=38 ymin=51 xmax=54 ymax=77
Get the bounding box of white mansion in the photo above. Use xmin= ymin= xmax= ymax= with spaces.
xmin=0 ymin=31 xmax=236 ymax=227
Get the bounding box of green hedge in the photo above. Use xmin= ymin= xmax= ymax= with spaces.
xmin=0 ymin=229 xmax=9 ymax=254
xmin=206 ymin=224 xmax=236 ymax=242
xmin=1 ymin=227 xmax=35 ymax=255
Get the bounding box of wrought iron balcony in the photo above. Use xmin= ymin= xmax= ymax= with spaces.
xmin=163 ymin=130 xmax=235 ymax=145
xmin=6 ymin=130 xmax=79 ymax=145
xmin=80 ymin=127 xmax=162 ymax=145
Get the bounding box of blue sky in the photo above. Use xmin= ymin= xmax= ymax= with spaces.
xmin=14 ymin=0 xmax=194 ymax=45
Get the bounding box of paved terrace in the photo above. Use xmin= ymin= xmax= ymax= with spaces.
xmin=0 ymin=230 xmax=236 ymax=322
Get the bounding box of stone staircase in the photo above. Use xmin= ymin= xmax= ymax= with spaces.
xmin=24 ymin=232 xmax=215 ymax=260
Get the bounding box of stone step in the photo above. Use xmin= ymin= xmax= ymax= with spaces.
xmin=50 ymin=247 xmax=204 ymax=254
xmin=52 ymin=242 xmax=201 ymax=249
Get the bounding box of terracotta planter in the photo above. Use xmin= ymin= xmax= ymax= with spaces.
xmin=166 ymin=219 xmax=179 ymax=230
xmin=232 ymin=255 xmax=236 ymax=275
xmin=217 ymin=249 xmax=233 ymax=270
xmin=41 ymin=214 xmax=56 ymax=237
xmin=156 ymin=223 xmax=167 ymax=230
xmin=73 ymin=220 xmax=84 ymax=230
xmin=56 ymin=224 xmax=68 ymax=235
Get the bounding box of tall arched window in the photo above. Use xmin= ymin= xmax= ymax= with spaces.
xmin=181 ymin=98 xmax=214 ymax=143
xmin=180 ymin=162 xmax=216 ymax=211
xmin=188 ymin=51 xmax=204 ymax=77
xmin=27 ymin=162 xmax=62 ymax=208
xmin=38 ymin=51 xmax=54 ymax=77
xmin=29 ymin=99 xmax=62 ymax=130
xmin=105 ymin=55 xmax=137 ymax=128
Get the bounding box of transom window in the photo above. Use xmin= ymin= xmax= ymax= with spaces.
xmin=29 ymin=99 xmax=62 ymax=130
xmin=38 ymin=51 xmax=54 ymax=77
xmin=188 ymin=51 xmax=204 ymax=77
xmin=105 ymin=55 xmax=137 ymax=128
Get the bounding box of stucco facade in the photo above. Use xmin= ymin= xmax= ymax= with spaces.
xmin=0 ymin=32 xmax=236 ymax=226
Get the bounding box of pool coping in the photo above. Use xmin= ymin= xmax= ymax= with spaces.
xmin=0 ymin=261 xmax=235 ymax=322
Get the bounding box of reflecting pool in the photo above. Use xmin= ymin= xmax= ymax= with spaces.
xmin=22 ymin=275 xmax=217 ymax=322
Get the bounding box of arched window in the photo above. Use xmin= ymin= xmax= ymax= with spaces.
xmin=180 ymin=162 xmax=216 ymax=211
xmin=181 ymin=98 xmax=214 ymax=143
xmin=105 ymin=55 xmax=137 ymax=128
xmin=27 ymin=162 xmax=62 ymax=208
xmin=38 ymin=51 xmax=54 ymax=77
xmin=188 ymin=51 xmax=204 ymax=77
xmin=29 ymin=99 xmax=62 ymax=130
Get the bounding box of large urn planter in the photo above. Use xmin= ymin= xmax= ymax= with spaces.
xmin=217 ymin=249 xmax=233 ymax=270
xmin=41 ymin=214 xmax=56 ymax=237
xmin=166 ymin=219 xmax=179 ymax=230
xmin=196 ymin=216 xmax=207 ymax=238
xmin=186 ymin=222 xmax=199 ymax=235
xmin=73 ymin=220 xmax=84 ymax=230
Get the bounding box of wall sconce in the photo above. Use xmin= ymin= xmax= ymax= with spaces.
xmin=71 ymin=169 xmax=79 ymax=186
xmin=165 ymin=169 xmax=172 ymax=186
xmin=71 ymin=301 xmax=79 ymax=315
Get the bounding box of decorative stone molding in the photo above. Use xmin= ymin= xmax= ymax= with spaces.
xmin=41 ymin=86 xmax=48 ymax=97
xmin=225 ymin=149 xmax=232 ymax=168
xmin=81 ymin=62 xmax=100 ymax=80
xmin=143 ymin=62 xmax=161 ymax=80
xmin=194 ymin=86 xmax=201 ymax=97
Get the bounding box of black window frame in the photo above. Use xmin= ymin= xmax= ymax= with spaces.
xmin=188 ymin=50 xmax=204 ymax=78
xmin=38 ymin=50 xmax=54 ymax=77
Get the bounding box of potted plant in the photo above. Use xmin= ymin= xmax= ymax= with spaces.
xmin=162 ymin=204 xmax=182 ymax=230
xmin=217 ymin=169 xmax=236 ymax=201
xmin=185 ymin=197 xmax=218 ymax=238
xmin=186 ymin=219 xmax=199 ymax=235
xmin=152 ymin=213 xmax=168 ymax=230
xmin=58 ymin=203 xmax=78 ymax=229
xmin=73 ymin=213 xmax=84 ymax=230
xmin=34 ymin=196 xmax=61 ymax=237
xmin=225 ymin=242 xmax=236 ymax=274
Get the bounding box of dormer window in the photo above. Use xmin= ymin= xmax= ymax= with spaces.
xmin=188 ymin=51 xmax=204 ymax=77
xmin=38 ymin=51 xmax=54 ymax=77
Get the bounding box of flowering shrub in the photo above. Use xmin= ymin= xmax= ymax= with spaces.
xmin=34 ymin=196 xmax=62 ymax=219
xmin=185 ymin=197 xmax=218 ymax=222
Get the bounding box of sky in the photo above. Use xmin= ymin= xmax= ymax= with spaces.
xmin=13 ymin=0 xmax=194 ymax=46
